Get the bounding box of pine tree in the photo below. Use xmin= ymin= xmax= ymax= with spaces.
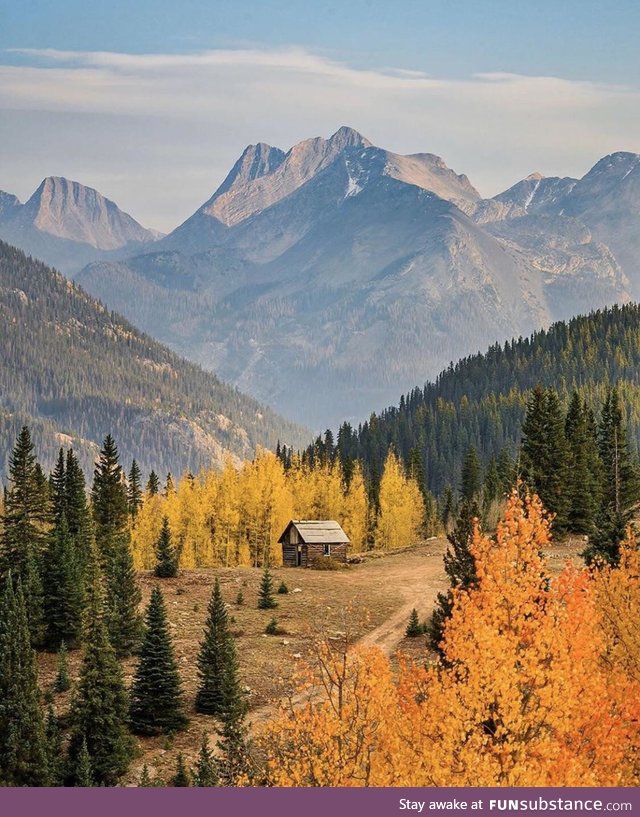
xmin=564 ymin=392 xmax=600 ymax=535
xmin=139 ymin=764 xmax=152 ymax=787
xmin=460 ymin=446 xmax=482 ymax=502
xmin=257 ymin=565 xmax=277 ymax=609
xmin=45 ymin=704 xmax=64 ymax=785
xmin=196 ymin=578 xmax=236 ymax=715
xmin=44 ymin=515 xmax=84 ymax=650
xmin=216 ymin=636 xmax=249 ymax=786
xmin=428 ymin=500 xmax=480 ymax=654
xmin=277 ymin=581 xmax=289 ymax=595
xmin=54 ymin=640 xmax=71 ymax=693
xmin=127 ymin=460 xmax=143 ymax=518
xmin=497 ymin=447 xmax=517 ymax=494
xmin=520 ymin=387 xmax=570 ymax=529
xmin=68 ymin=598 xmax=133 ymax=785
xmin=146 ymin=471 xmax=160 ymax=496
xmin=0 ymin=575 xmax=49 ymax=785
xmin=1 ymin=426 xmax=49 ymax=645
xmin=193 ymin=735 xmax=219 ymax=786
xmin=482 ymin=455 xmax=501 ymax=516
xmin=154 ymin=516 xmax=178 ymax=578
xmin=405 ymin=608 xmax=422 ymax=637
xmin=439 ymin=484 xmax=456 ymax=531
xmin=172 ymin=753 xmax=190 ymax=786
xmin=129 ymin=587 xmax=188 ymax=735
xmin=50 ymin=448 xmax=67 ymax=525
xmin=104 ymin=532 xmax=143 ymax=658
xmin=74 ymin=737 xmax=94 ymax=787
xmin=91 ymin=434 xmax=129 ymax=562
xmin=586 ymin=387 xmax=640 ymax=565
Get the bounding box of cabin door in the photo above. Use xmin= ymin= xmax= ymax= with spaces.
xmin=296 ymin=546 xmax=302 ymax=567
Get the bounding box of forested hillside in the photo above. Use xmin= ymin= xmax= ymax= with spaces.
xmin=310 ymin=303 xmax=640 ymax=494
xmin=0 ymin=241 xmax=308 ymax=477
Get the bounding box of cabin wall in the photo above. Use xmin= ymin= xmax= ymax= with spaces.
xmin=305 ymin=542 xmax=348 ymax=564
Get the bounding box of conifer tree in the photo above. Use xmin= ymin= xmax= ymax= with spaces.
xmin=172 ymin=753 xmax=190 ymax=786
xmin=216 ymin=640 xmax=250 ymax=786
xmin=482 ymin=456 xmax=501 ymax=516
xmin=196 ymin=578 xmax=237 ymax=715
xmin=154 ymin=516 xmax=178 ymax=578
xmin=44 ymin=515 xmax=84 ymax=650
xmin=50 ymin=448 xmax=66 ymax=524
xmin=520 ymin=387 xmax=570 ymax=529
xmin=1 ymin=426 xmax=49 ymax=645
xmin=564 ymin=392 xmax=600 ymax=535
xmin=45 ymin=704 xmax=64 ymax=785
xmin=91 ymin=434 xmax=129 ymax=561
xmin=586 ymin=387 xmax=640 ymax=564
xmin=129 ymin=587 xmax=188 ymax=735
xmin=104 ymin=533 xmax=143 ymax=657
xmin=460 ymin=446 xmax=482 ymax=502
xmin=405 ymin=608 xmax=422 ymax=637
xmin=146 ymin=471 xmax=160 ymax=496
xmin=139 ymin=764 xmax=152 ymax=787
xmin=257 ymin=565 xmax=277 ymax=609
xmin=0 ymin=575 xmax=49 ymax=785
xmin=127 ymin=460 xmax=143 ymax=518
xmin=497 ymin=447 xmax=517 ymax=494
xmin=68 ymin=593 xmax=133 ymax=785
xmin=439 ymin=484 xmax=456 ymax=531
xmin=428 ymin=501 xmax=480 ymax=654
xmin=74 ymin=737 xmax=94 ymax=787
xmin=193 ymin=735 xmax=219 ymax=786
xmin=54 ymin=640 xmax=71 ymax=693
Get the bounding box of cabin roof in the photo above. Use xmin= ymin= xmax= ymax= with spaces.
xmin=278 ymin=520 xmax=350 ymax=544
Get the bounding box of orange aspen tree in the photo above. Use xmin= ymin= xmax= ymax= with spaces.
xmin=260 ymin=492 xmax=640 ymax=787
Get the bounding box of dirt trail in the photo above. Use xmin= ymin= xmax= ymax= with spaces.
xmin=247 ymin=538 xmax=449 ymax=730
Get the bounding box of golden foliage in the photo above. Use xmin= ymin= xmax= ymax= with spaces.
xmin=374 ymin=450 xmax=424 ymax=550
xmin=258 ymin=492 xmax=640 ymax=787
xmin=130 ymin=450 xmax=389 ymax=568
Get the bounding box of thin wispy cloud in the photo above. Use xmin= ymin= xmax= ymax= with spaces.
xmin=1 ymin=47 xmax=639 ymax=231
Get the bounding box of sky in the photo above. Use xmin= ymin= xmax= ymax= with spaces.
xmin=1 ymin=0 xmax=640 ymax=232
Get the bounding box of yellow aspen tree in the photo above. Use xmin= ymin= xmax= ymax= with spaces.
xmin=374 ymin=450 xmax=424 ymax=550
xmin=341 ymin=462 xmax=368 ymax=551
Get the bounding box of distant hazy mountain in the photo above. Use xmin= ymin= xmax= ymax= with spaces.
xmin=6 ymin=129 xmax=639 ymax=429
xmin=0 ymin=177 xmax=160 ymax=274
xmin=0 ymin=241 xmax=308 ymax=479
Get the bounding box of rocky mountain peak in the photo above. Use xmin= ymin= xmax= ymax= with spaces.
xmin=0 ymin=191 xmax=22 ymax=222
xmin=18 ymin=176 xmax=157 ymax=250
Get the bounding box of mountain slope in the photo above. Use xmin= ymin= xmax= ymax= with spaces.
xmin=76 ymin=129 xmax=632 ymax=428
xmin=0 ymin=178 xmax=160 ymax=274
xmin=0 ymin=241 xmax=308 ymax=478
xmin=331 ymin=302 xmax=640 ymax=494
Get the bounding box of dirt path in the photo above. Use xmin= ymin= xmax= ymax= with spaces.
xmin=247 ymin=538 xmax=449 ymax=731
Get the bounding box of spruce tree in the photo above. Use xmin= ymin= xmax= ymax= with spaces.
xmin=405 ymin=608 xmax=422 ymax=637
xmin=520 ymin=386 xmax=570 ymax=529
xmin=172 ymin=753 xmax=190 ymax=786
xmin=50 ymin=448 xmax=67 ymax=525
xmin=146 ymin=471 xmax=160 ymax=496
xmin=216 ymin=637 xmax=250 ymax=786
xmin=104 ymin=533 xmax=143 ymax=657
xmin=44 ymin=515 xmax=84 ymax=650
xmin=154 ymin=516 xmax=178 ymax=578
xmin=428 ymin=501 xmax=480 ymax=654
xmin=139 ymin=764 xmax=152 ymax=787
xmin=257 ymin=565 xmax=277 ymax=610
xmin=74 ymin=737 xmax=94 ymax=787
xmin=45 ymin=704 xmax=64 ymax=785
xmin=196 ymin=578 xmax=235 ymax=715
xmin=1 ymin=426 xmax=49 ymax=645
xmin=193 ymin=735 xmax=219 ymax=786
xmin=585 ymin=387 xmax=640 ymax=565
xmin=54 ymin=641 xmax=71 ymax=693
xmin=482 ymin=455 xmax=501 ymax=517
xmin=129 ymin=587 xmax=188 ymax=735
xmin=0 ymin=575 xmax=49 ymax=785
xmin=459 ymin=446 xmax=482 ymax=502
xmin=127 ymin=460 xmax=143 ymax=518
xmin=91 ymin=434 xmax=129 ymax=562
xmin=68 ymin=598 xmax=133 ymax=785
xmin=564 ymin=392 xmax=600 ymax=535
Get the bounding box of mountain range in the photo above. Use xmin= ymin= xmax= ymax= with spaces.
xmin=0 ymin=241 xmax=307 ymax=479
xmin=2 ymin=127 xmax=639 ymax=428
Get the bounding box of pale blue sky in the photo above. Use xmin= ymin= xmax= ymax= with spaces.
xmin=1 ymin=0 xmax=639 ymax=230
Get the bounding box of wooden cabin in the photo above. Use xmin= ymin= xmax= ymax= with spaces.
xmin=279 ymin=520 xmax=349 ymax=567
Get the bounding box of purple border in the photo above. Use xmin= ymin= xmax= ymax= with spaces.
xmin=2 ymin=787 xmax=638 ymax=817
